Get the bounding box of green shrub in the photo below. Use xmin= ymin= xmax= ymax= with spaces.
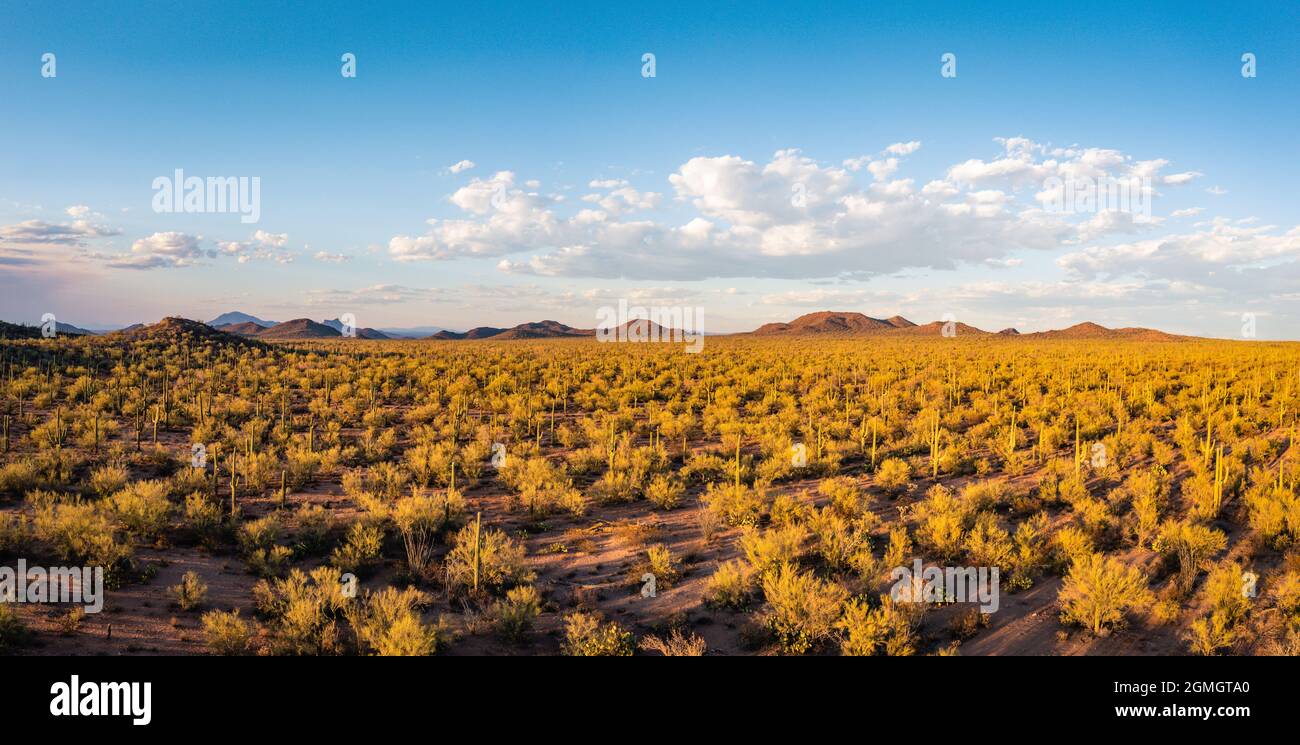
xmin=201 ymin=609 xmax=253 ymax=655
xmin=561 ymin=612 xmax=634 ymax=656
xmin=702 ymin=481 xmax=770 ymax=528
xmin=761 ymin=562 xmax=847 ymax=654
xmin=239 ymin=514 xmax=290 ymax=577
xmin=493 ymin=585 xmax=542 ymax=642
xmin=109 ymin=480 xmax=173 ymax=540
xmin=350 ymin=586 xmax=441 ymax=656
xmin=641 ymin=544 xmax=680 ymax=589
xmin=171 ymin=570 xmax=208 ymax=611
xmin=183 ymin=493 xmax=224 ymax=547
xmin=838 ymin=596 xmax=918 ymax=656
xmin=392 ymin=491 xmax=453 ymax=578
xmin=293 ymin=503 xmax=333 ymax=555
xmin=740 ymin=524 xmax=807 ymax=576
xmin=444 ymin=523 xmax=533 ymax=594
xmin=819 ymin=476 xmax=863 ymax=517
xmin=705 ymin=560 xmax=753 ymax=609
xmin=89 ymin=465 xmax=129 ymax=498
xmin=330 ymin=521 xmax=385 ymax=575
xmin=1059 ymin=553 xmax=1153 ymax=635
xmin=644 ymin=474 xmax=684 ymax=510
xmin=0 ymin=603 xmax=29 ymax=652
xmin=874 ymin=458 xmax=911 ymax=494
xmin=252 ymin=567 xmax=349 ymax=655
xmin=0 ymin=513 xmax=32 ymax=556
xmin=32 ymin=493 xmax=133 ymax=568
xmin=0 ymin=461 xmax=42 ymax=499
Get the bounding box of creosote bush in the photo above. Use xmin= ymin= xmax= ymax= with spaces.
xmin=761 ymin=562 xmax=848 ymax=654
xmin=561 ymin=612 xmax=635 ymax=656
xmin=201 ymin=609 xmax=253 ymax=655
xmin=444 ymin=523 xmax=533 ymax=594
xmin=493 ymin=585 xmax=542 ymax=642
xmin=350 ymin=586 xmax=443 ymax=656
xmin=1059 ymin=553 xmax=1153 ymax=635
xmin=171 ymin=570 xmax=208 ymax=611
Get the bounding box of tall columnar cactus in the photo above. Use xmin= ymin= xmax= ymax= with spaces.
xmin=1008 ymin=408 xmax=1017 ymax=453
xmin=1213 ymin=444 xmax=1225 ymax=515
xmin=734 ymin=434 xmax=742 ymax=491
xmin=211 ymin=447 xmax=219 ymax=498
xmin=472 ymin=511 xmax=482 ymax=593
xmin=1074 ymin=417 xmax=1082 ymax=479
xmin=930 ymin=413 xmax=941 ymax=479
xmin=870 ymin=419 xmax=878 ymax=470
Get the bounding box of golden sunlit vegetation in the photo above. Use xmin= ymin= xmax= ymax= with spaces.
xmin=1 ymin=317 xmax=1299 ymax=655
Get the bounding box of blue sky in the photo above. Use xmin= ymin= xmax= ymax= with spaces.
xmin=1 ymin=0 xmax=1298 ymax=336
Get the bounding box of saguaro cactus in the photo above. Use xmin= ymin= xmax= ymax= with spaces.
xmin=472 ymin=511 xmax=482 ymax=593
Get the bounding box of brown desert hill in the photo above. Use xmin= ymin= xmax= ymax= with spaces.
xmin=320 ymin=318 xmax=394 ymax=340
xmin=429 ymin=319 xmax=699 ymax=341
xmin=220 ymin=317 xmax=392 ymax=340
xmin=430 ymin=326 xmax=504 ymax=340
xmin=256 ymin=318 xmax=342 ymax=339
xmin=1023 ymin=322 xmax=1183 ymax=341
xmin=750 ymin=311 xmax=989 ymax=336
xmin=216 ymin=321 xmax=267 ymax=336
xmin=493 ymin=320 xmax=595 ymax=340
xmin=114 ymin=317 xmax=260 ymax=347
xmin=431 ymin=320 xmax=592 ymax=340
xmin=354 ymin=328 xmax=394 ymax=340
xmin=752 ymin=311 xmax=905 ymax=335
xmin=893 ymin=320 xmax=992 ymax=336
xmin=743 ymin=312 xmax=1187 ymax=340
xmin=600 ymin=319 xmax=694 ymax=339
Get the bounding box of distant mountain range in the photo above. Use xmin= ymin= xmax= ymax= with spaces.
xmin=202 ymin=312 xmax=438 ymax=338
xmin=432 ymin=320 xmax=595 ymax=340
xmin=751 ymin=311 xmax=1180 ymax=340
xmin=430 ymin=319 xmax=695 ymax=340
xmin=207 ymin=311 xmax=277 ymax=328
xmin=376 ymin=325 xmax=445 ymax=337
xmin=215 ymin=317 xmax=395 ymax=340
xmin=55 ymin=321 xmax=97 ymax=336
xmin=750 ymin=311 xmax=1181 ymax=340
xmin=0 ymin=310 xmax=1203 ymax=343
